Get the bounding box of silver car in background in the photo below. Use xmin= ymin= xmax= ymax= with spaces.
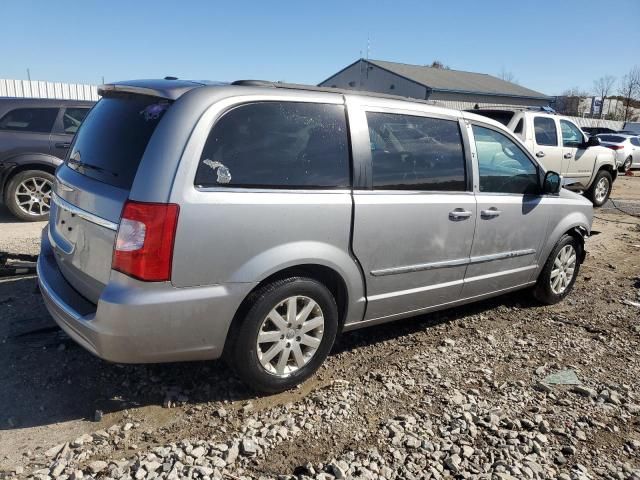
xmin=596 ymin=133 xmax=640 ymax=172
xmin=37 ymin=79 xmax=593 ymax=392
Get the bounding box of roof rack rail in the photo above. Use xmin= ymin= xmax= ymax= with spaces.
xmin=229 ymin=79 xmax=440 ymax=106
xmin=467 ymin=105 xmax=557 ymax=114
xmin=231 ymin=80 xmax=275 ymax=87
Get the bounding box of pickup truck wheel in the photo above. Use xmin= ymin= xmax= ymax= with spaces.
xmin=586 ymin=170 xmax=612 ymax=207
xmin=533 ymin=234 xmax=581 ymax=305
xmin=619 ymin=156 xmax=632 ymax=173
xmin=225 ymin=277 xmax=338 ymax=393
xmin=4 ymin=170 xmax=54 ymax=222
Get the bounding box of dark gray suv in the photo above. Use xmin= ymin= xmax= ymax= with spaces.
xmin=0 ymin=98 xmax=94 ymax=221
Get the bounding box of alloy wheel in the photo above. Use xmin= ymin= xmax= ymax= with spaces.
xmin=550 ymin=244 xmax=577 ymax=295
xmin=594 ymin=177 xmax=609 ymax=204
xmin=14 ymin=176 xmax=53 ymax=217
xmin=256 ymin=295 xmax=325 ymax=377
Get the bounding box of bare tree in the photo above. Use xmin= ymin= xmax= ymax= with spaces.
xmin=592 ymin=75 xmax=616 ymax=117
xmin=428 ymin=60 xmax=450 ymax=70
xmin=618 ymin=66 xmax=640 ymax=123
xmin=556 ymin=87 xmax=591 ymax=116
xmin=498 ymin=68 xmax=518 ymax=84
xmin=561 ymin=87 xmax=590 ymax=98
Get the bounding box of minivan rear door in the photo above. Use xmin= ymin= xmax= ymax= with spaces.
xmin=50 ymin=93 xmax=172 ymax=303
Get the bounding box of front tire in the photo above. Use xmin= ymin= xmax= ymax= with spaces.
xmin=533 ymin=234 xmax=581 ymax=305
xmin=225 ymin=277 xmax=339 ymax=393
xmin=4 ymin=170 xmax=54 ymax=221
xmin=586 ymin=169 xmax=612 ymax=207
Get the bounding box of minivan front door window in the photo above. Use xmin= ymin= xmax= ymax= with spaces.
xmin=472 ymin=125 xmax=539 ymax=195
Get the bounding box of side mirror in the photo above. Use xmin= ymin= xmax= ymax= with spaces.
xmin=586 ymin=136 xmax=600 ymax=147
xmin=543 ymin=171 xmax=561 ymax=195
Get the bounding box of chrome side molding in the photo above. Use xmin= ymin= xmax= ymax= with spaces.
xmin=371 ymin=249 xmax=536 ymax=276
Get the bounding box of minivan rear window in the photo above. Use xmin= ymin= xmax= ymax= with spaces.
xmin=66 ymin=94 xmax=170 ymax=189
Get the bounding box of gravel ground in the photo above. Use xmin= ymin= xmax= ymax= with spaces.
xmin=0 ymin=205 xmax=45 ymax=256
xmin=0 ymin=177 xmax=639 ymax=480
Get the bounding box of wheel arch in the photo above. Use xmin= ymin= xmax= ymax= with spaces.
xmin=1 ymin=154 xmax=60 ymax=200
xmin=597 ymin=163 xmax=617 ymax=184
xmin=536 ymin=213 xmax=591 ymax=280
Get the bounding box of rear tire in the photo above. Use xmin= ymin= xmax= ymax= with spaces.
xmin=224 ymin=277 xmax=338 ymax=393
xmin=586 ymin=169 xmax=612 ymax=207
xmin=533 ymin=234 xmax=581 ymax=305
xmin=619 ymin=156 xmax=632 ymax=174
xmin=4 ymin=170 xmax=54 ymax=222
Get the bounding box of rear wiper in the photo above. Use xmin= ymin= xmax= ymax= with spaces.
xmin=68 ymin=159 xmax=118 ymax=177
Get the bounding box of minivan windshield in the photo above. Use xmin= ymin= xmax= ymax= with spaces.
xmin=66 ymin=94 xmax=170 ymax=189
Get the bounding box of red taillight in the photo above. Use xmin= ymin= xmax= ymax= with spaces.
xmin=606 ymin=145 xmax=624 ymax=150
xmin=112 ymin=201 xmax=179 ymax=281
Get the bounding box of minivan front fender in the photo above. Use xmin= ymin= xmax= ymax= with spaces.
xmin=534 ymin=209 xmax=592 ymax=279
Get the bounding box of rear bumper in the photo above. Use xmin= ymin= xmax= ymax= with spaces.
xmin=37 ymin=232 xmax=256 ymax=363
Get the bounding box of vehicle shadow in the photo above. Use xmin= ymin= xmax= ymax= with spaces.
xmin=0 ymin=275 xmax=540 ymax=431
xmin=0 ymin=205 xmax=16 ymax=224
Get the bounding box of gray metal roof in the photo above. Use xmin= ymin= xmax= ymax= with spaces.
xmin=365 ymin=59 xmax=549 ymax=100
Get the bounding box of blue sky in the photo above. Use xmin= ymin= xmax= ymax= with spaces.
xmin=2 ymin=0 xmax=639 ymax=96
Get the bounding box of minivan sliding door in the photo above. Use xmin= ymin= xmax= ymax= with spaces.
xmin=349 ymin=101 xmax=476 ymax=323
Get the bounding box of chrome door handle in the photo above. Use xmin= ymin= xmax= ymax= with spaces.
xmin=564 ymin=153 xmax=573 ymax=159
xmin=536 ymin=151 xmax=545 ymax=158
xmin=449 ymin=209 xmax=472 ymax=220
xmin=481 ymin=208 xmax=501 ymax=218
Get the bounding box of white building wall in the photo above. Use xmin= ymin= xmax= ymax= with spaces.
xmin=0 ymin=79 xmax=99 ymax=101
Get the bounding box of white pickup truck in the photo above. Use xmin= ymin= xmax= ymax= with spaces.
xmin=471 ymin=108 xmax=618 ymax=206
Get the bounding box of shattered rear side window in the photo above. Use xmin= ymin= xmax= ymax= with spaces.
xmin=195 ymin=102 xmax=350 ymax=189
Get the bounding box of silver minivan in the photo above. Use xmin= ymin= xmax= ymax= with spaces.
xmin=38 ymin=79 xmax=593 ymax=392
